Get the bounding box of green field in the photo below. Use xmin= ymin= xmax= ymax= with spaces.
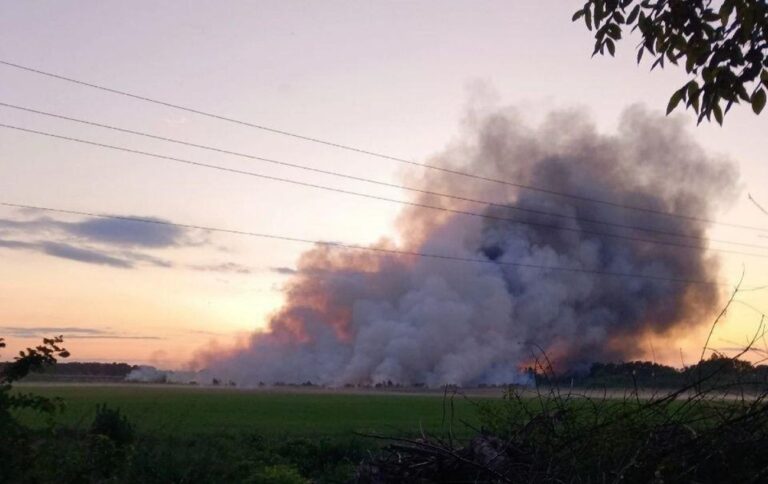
xmin=8 ymin=383 xmax=763 ymax=483
xmin=14 ymin=384 xmax=492 ymax=438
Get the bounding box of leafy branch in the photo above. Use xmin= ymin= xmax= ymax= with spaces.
xmin=573 ymin=0 xmax=768 ymax=124
xmin=1 ymin=336 xmax=70 ymax=414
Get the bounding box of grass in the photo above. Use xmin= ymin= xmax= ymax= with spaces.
xmin=10 ymin=382 xmax=766 ymax=482
xmin=13 ymin=384 xmax=490 ymax=438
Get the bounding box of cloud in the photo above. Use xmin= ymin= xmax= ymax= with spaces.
xmin=0 ymin=217 xmax=58 ymax=232
xmin=0 ymin=239 xmax=174 ymax=269
xmin=189 ymin=329 xmax=231 ymax=336
xmin=0 ymin=212 xmax=188 ymax=269
xmin=0 ymin=211 xmax=254 ymax=272
xmin=0 ymin=326 xmax=164 ymax=340
xmin=65 ymin=217 xmax=186 ymax=248
xmin=0 ymin=239 xmax=34 ymax=250
xmin=270 ymin=266 xmax=297 ymax=275
xmin=189 ymin=262 xmax=254 ymax=274
xmin=40 ymin=242 xmax=134 ymax=268
xmin=1 ymin=326 xmax=106 ymax=336
xmin=0 ymin=215 xmax=187 ymax=248
xmin=120 ymin=251 xmax=174 ymax=268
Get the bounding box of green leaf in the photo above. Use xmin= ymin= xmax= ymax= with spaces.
xmin=713 ymin=103 xmax=723 ymax=125
xmin=752 ymin=89 xmax=767 ymax=115
xmin=594 ymin=0 xmax=604 ymax=26
xmin=606 ymin=24 xmax=622 ymax=39
xmin=606 ymin=39 xmax=616 ymax=57
xmin=702 ymin=67 xmax=716 ymax=83
xmin=666 ymin=49 xmax=677 ymax=65
xmin=626 ymin=5 xmax=640 ymax=24
xmin=685 ymin=54 xmax=696 ymax=73
xmin=592 ymin=41 xmax=603 ymax=57
xmin=691 ymin=91 xmax=700 ymax=113
xmin=585 ymin=8 xmax=593 ymax=30
xmin=737 ymin=84 xmax=750 ymax=102
xmin=667 ymin=88 xmax=685 ymax=115
xmin=687 ymin=81 xmax=699 ymax=97
xmin=572 ymin=9 xmax=586 ymax=21
xmin=761 ymin=69 xmax=768 ymax=85
xmin=719 ymin=2 xmax=734 ymax=26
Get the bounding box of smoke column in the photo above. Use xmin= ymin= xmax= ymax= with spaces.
xmin=198 ymin=106 xmax=738 ymax=386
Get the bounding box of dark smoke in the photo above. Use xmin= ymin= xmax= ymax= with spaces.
xmin=199 ymin=106 xmax=738 ymax=386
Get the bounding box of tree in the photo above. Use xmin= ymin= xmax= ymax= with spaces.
xmin=573 ymin=0 xmax=768 ymax=124
xmin=1 ymin=334 xmax=70 ymax=420
xmin=0 ymin=336 xmax=70 ymax=481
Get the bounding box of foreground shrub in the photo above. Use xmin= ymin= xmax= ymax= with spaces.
xmin=0 ymin=336 xmax=69 ymax=483
xmin=1 ymin=337 xmax=362 ymax=483
xmin=356 ymin=368 xmax=768 ymax=483
xmin=245 ymin=464 xmax=308 ymax=484
xmin=90 ymin=403 xmax=135 ymax=446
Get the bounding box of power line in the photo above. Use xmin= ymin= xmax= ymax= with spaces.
xmin=0 ymin=201 xmax=731 ymax=287
xmin=3 ymin=122 xmax=768 ymax=260
xmin=2 ymin=58 xmax=764 ymax=233
xmin=749 ymin=193 xmax=768 ymax=217
xmin=4 ymin=101 xmax=766 ymax=251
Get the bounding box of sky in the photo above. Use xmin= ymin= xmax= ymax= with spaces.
xmin=1 ymin=1 xmax=766 ymax=368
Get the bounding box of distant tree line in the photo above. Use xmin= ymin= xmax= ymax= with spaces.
xmin=4 ymin=355 xmax=766 ymax=389
xmin=0 ymin=361 xmax=137 ymax=382
xmin=539 ymin=352 xmax=768 ymax=389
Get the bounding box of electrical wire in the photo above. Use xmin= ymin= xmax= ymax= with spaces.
xmin=3 ymin=122 xmax=768 ymax=259
xmin=0 ymin=201 xmax=732 ymax=287
xmin=3 ymin=59 xmax=765 ymax=232
xmin=3 ymin=101 xmax=765 ymax=250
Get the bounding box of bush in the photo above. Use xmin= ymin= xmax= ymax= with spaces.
xmin=90 ymin=403 xmax=135 ymax=446
xmin=0 ymin=336 xmax=69 ymax=482
xmin=357 ymin=358 xmax=768 ymax=483
xmin=246 ymin=464 xmax=308 ymax=484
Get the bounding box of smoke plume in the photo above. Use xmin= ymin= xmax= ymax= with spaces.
xmin=199 ymin=105 xmax=738 ymax=386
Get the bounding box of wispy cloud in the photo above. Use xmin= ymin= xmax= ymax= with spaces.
xmin=0 ymin=215 xmax=188 ymax=248
xmin=189 ymin=262 xmax=255 ymax=274
xmin=40 ymin=242 xmax=135 ymax=268
xmin=64 ymin=217 xmax=187 ymax=248
xmin=0 ymin=326 xmax=164 ymax=340
xmin=188 ymin=329 xmax=232 ymax=336
xmin=0 ymin=238 xmax=173 ymax=269
xmin=0 ymin=212 xmax=190 ymax=269
xmin=0 ymin=239 xmax=34 ymax=250
xmin=270 ymin=266 xmax=297 ymax=275
xmin=0 ymin=211 xmax=257 ymax=272
xmin=119 ymin=251 xmax=175 ymax=268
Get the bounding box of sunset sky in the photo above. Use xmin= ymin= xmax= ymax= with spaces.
xmin=1 ymin=1 xmax=767 ymax=368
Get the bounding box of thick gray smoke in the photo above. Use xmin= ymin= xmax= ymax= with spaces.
xmin=198 ymin=106 xmax=738 ymax=386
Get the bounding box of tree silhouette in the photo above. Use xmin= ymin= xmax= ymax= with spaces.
xmin=573 ymin=0 xmax=768 ymax=123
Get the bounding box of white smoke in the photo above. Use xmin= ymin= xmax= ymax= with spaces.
xmin=197 ymin=106 xmax=738 ymax=387
xmin=125 ymin=365 xmax=197 ymax=384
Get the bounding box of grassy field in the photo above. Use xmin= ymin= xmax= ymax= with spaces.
xmin=13 ymin=383 xmax=495 ymax=438
xmin=9 ymin=383 xmax=765 ymax=482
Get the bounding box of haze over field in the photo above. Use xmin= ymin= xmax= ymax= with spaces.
xmin=1 ymin=1 xmax=766 ymax=373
